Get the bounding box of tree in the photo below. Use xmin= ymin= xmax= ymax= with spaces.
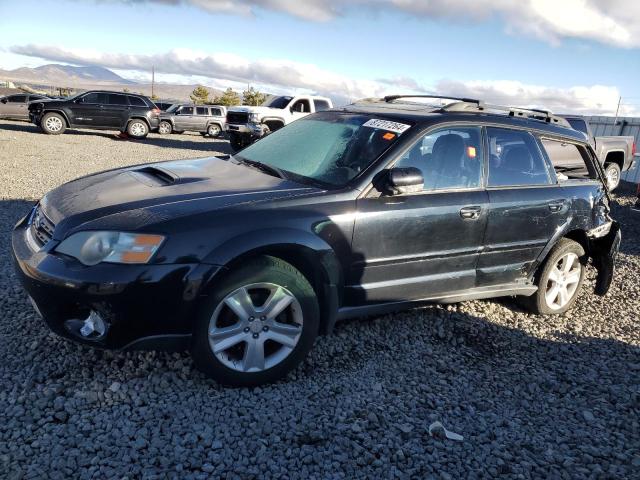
xmin=122 ymin=87 xmax=130 ymax=93
xmin=212 ymin=88 xmax=242 ymax=107
xmin=242 ymin=86 xmax=266 ymax=106
xmin=190 ymin=85 xmax=210 ymax=104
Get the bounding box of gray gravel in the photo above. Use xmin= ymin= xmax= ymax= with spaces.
xmin=1 ymin=120 xmax=639 ymax=479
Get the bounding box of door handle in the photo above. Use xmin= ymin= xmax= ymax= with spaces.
xmin=548 ymin=201 xmax=564 ymax=213
xmin=460 ymin=206 xmax=482 ymax=220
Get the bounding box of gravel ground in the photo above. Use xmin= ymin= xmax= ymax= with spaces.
xmin=1 ymin=120 xmax=639 ymax=479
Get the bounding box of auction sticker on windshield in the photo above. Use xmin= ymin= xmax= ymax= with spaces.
xmin=363 ymin=119 xmax=411 ymax=134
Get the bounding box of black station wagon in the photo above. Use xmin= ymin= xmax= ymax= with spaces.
xmin=12 ymin=95 xmax=621 ymax=386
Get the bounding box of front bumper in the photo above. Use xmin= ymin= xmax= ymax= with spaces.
xmin=226 ymin=123 xmax=265 ymax=138
xmin=12 ymin=214 xmax=220 ymax=350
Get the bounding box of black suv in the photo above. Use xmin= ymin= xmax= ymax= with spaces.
xmin=12 ymin=95 xmax=620 ymax=386
xmin=28 ymin=90 xmax=161 ymax=138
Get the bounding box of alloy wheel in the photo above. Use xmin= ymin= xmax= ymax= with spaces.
xmin=545 ymin=252 xmax=582 ymax=310
xmin=208 ymin=125 xmax=220 ymax=136
xmin=130 ymin=121 xmax=146 ymax=137
xmin=208 ymin=283 xmax=303 ymax=372
xmin=45 ymin=116 xmax=63 ymax=132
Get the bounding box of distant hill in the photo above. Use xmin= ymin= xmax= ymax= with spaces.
xmin=0 ymin=63 xmax=223 ymax=102
xmin=0 ymin=63 xmax=136 ymax=85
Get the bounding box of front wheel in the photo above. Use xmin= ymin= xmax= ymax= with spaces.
xmin=604 ymin=163 xmax=621 ymax=191
xmin=521 ymin=238 xmax=586 ymax=315
xmin=207 ymin=124 xmax=221 ymax=137
xmin=40 ymin=112 xmax=66 ymax=135
xmin=191 ymin=256 xmax=319 ymax=386
xmin=127 ymin=119 xmax=149 ymax=139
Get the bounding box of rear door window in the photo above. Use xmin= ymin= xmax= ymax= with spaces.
xmin=540 ymin=139 xmax=596 ymax=181
xmin=107 ymin=94 xmax=129 ymax=105
xmin=487 ymin=128 xmax=552 ymax=187
xmin=395 ymin=126 xmax=484 ymax=191
xmin=196 ymin=107 xmax=208 ymax=115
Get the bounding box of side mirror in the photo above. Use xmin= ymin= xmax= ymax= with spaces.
xmin=376 ymin=167 xmax=424 ymax=195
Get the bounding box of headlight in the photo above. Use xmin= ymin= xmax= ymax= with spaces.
xmin=56 ymin=231 xmax=165 ymax=266
xmin=249 ymin=113 xmax=261 ymax=123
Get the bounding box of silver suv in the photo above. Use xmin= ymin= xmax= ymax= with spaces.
xmin=158 ymin=104 xmax=227 ymax=137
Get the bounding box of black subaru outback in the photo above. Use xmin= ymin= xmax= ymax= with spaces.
xmin=12 ymin=95 xmax=620 ymax=386
xmin=28 ymin=90 xmax=161 ymax=138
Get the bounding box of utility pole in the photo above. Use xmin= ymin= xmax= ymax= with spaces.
xmin=151 ymin=65 xmax=155 ymax=99
xmin=613 ymin=96 xmax=621 ymax=125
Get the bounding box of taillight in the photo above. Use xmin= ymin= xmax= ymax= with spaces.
xmin=152 ymin=108 xmax=160 ymax=114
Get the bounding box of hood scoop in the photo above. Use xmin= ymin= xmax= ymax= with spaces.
xmin=127 ymin=166 xmax=206 ymax=187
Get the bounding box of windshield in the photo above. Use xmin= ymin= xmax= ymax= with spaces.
xmin=166 ymin=104 xmax=179 ymax=113
xmin=235 ymin=111 xmax=412 ymax=188
xmin=262 ymin=96 xmax=293 ymax=109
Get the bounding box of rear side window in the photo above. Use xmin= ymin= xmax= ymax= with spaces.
xmin=487 ymin=128 xmax=551 ymax=187
xmin=180 ymin=106 xmax=194 ymax=115
xmin=128 ymin=96 xmax=146 ymax=107
xmin=8 ymin=95 xmax=27 ymax=103
xmin=81 ymin=93 xmax=108 ymax=104
xmin=396 ymin=126 xmax=483 ymax=191
xmin=540 ymin=139 xmax=596 ymax=181
xmin=196 ymin=107 xmax=208 ymax=115
xmin=314 ymin=99 xmax=330 ymax=111
xmin=107 ymin=94 xmax=129 ymax=105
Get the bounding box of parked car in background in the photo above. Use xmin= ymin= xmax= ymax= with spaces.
xmin=226 ymin=95 xmax=333 ymax=151
xmin=28 ymin=90 xmax=161 ymax=139
xmin=0 ymin=93 xmax=49 ymax=120
xmin=12 ymin=95 xmax=620 ymax=386
xmin=562 ymin=115 xmax=635 ymax=190
xmin=154 ymin=101 xmax=175 ymax=111
xmin=158 ymin=104 xmax=226 ymax=137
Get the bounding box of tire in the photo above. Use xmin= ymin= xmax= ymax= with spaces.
xmin=229 ymin=133 xmax=245 ymax=152
xmin=604 ymin=163 xmax=621 ymax=191
xmin=158 ymin=121 xmax=172 ymax=135
xmin=521 ymin=238 xmax=586 ymax=315
xmin=40 ymin=112 xmax=66 ymax=135
xmin=191 ymin=256 xmax=319 ymax=386
xmin=126 ymin=119 xmax=149 ymax=139
xmin=207 ymin=124 xmax=221 ymax=137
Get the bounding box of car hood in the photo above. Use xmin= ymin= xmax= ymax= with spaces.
xmin=40 ymin=156 xmax=321 ymax=239
xmin=227 ymin=106 xmax=284 ymax=115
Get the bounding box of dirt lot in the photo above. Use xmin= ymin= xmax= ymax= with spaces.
xmin=0 ymin=119 xmax=639 ymax=479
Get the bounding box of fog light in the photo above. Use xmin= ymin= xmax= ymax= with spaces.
xmin=80 ymin=311 xmax=107 ymax=338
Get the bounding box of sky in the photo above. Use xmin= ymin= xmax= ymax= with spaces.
xmin=0 ymin=0 xmax=639 ymax=114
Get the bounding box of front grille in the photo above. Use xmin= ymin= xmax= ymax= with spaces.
xmin=30 ymin=205 xmax=55 ymax=247
xmin=226 ymin=111 xmax=249 ymax=124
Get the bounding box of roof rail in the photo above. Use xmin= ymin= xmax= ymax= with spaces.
xmin=384 ymin=94 xmax=481 ymax=104
xmin=441 ymin=101 xmax=571 ymax=128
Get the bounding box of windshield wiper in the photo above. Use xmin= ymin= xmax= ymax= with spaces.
xmin=234 ymin=157 xmax=287 ymax=180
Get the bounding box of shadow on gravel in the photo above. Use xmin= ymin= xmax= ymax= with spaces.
xmin=0 ymin=120 xmax=40 ymax=133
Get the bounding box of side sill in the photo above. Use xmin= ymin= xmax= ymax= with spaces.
xmin=336 ymin=285 xmax=537 ymax=321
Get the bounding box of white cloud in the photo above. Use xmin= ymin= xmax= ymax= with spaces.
xmin=9 ymin=43 xmax=631 ymax=115
xmin=109 ymin=0 xmax=640 ymax=47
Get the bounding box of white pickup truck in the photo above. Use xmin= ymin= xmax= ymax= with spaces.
xmin=225 ymin=95 xmax=333 ymax=151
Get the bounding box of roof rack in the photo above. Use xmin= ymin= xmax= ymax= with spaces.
xmin=384 ymin=94 xmax=481 ymax=105
xmin=440 ymin=100 xmax=571 ymax=128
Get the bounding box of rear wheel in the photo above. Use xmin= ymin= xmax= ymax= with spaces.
xmin=41 ymin=112 xmax=66 ymax=135
xmin=604 ymin=163 xmax=621 ymax=191
xmin=127 ymin=119 xmax=149 ymax=139
xmin=158 ymin=121 xmax=172 ymax=135
xmin=191 ymin=256 xmax=319 ymax=386
xmin=521 ymin=238 xmax=586 ymax=315
xmin=207 ymin=124 xmax=221 ymax=137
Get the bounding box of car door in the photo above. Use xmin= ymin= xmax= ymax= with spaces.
xmin=3 ymin=95 xmax=28 ymax=119
xmin=104 ymin=93 xmax=130 ymax=127
xmin=196 ymin=106 xmax=209 ymax=131
xmin=477 ymin=126 xmax=569 ymax=286
xmin=175 ymin=106 xmax=194 ymax=130
xmin=69 ymin=92 xmax=108 ymax=126
xmin=348 ymin=125 xmax=489 ymax=305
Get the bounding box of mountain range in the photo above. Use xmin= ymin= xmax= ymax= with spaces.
xmin=0 ymin=64 xmax=222 ymax=102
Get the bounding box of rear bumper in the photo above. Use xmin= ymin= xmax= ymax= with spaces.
xmin=11 ymin=213 xmax=220 ymax=350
